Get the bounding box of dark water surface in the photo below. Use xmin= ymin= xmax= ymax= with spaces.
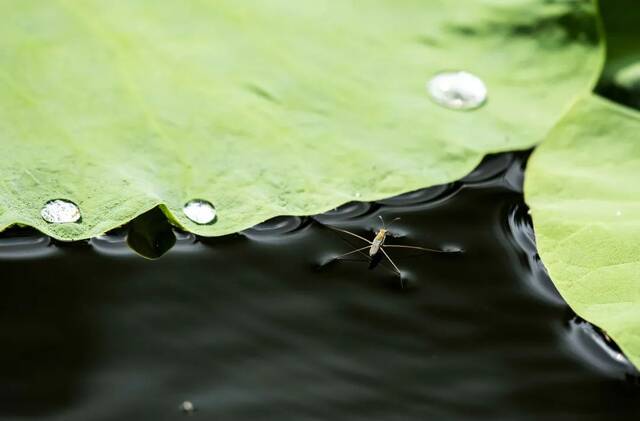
xmin=0 ymin=153 xmax=638 ymax=420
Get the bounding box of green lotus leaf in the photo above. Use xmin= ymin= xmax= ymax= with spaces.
xmin=0 ymin=0 xmax=602 ymax=239
xmin=525 ymin=95 xmax=640 ymax=368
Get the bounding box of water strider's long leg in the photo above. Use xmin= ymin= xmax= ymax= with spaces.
xmin=326 ymin=226 xmax=372 ymax=245
xmin=333 ymin=246 xmax=371 ymax=260
xmin=380 ymin=248 xmax=402 ymax=276
xmin=380 ymin=247 xmax=405 ymax=288
xmin=385 ymin=245 xmax=461 ymax=253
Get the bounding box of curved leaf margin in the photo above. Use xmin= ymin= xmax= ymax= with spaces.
xmin=525 ymin=95 xmax=640 ymax=369
xmin=0 ymin=0 xmax=604 ymax=240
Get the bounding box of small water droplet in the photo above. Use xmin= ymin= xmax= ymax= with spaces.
xmin=179 ymin=400 xmax=195 ymax=414
xmin=183 ymin=199 xmax=216 ymax=225
xmin=427 ymin=71 xmax=487 ymax=110
xmin=41 ymin=199 xmax=81 ymax=223
xmin=616 ymin=210 xmax=622 ymax=217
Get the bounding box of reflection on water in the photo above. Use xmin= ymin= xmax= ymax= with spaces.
xmin=0 ymin=152 xmax=637 ymax=420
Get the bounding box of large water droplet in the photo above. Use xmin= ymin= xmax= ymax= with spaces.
xmin=40 ymin=199 xmax=81 ymax=223
xmin=427 ymin=71 xmax=487 ymax=110
xmin=182 ymin=199 xmax=216 ymax=225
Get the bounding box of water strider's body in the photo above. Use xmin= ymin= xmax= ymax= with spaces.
xmin=369 ymin=228 xmax=388 ymax=256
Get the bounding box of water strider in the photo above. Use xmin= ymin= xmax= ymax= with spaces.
xmin=328 ymin=216 xmax=461 ymax=284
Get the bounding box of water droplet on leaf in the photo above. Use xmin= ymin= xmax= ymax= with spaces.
xmin=41 ymin=199 xmax=81 ymax=223
xmin=427 ymin=71 xmax=487 ymax=110
xmin=183 ymin=199 xmax=216 ymax=225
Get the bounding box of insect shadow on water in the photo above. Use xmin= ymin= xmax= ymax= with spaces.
xmin=324 ymin=216 xmax=462 ymax=288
